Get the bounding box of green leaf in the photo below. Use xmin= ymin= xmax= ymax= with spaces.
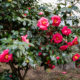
xmin=0 ymin=25 xmax=3 ymax=29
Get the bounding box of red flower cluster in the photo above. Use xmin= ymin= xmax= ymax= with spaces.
xmin=59 ymin=36 xmax=78 ymax=51
xmin=37 ymin=15 xmax=79 ymax=68
xmin=37 ymin=15 xmax=61 ymax=30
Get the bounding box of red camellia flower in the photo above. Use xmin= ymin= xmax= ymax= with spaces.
xmin=72 ymin=53 xmax=80 ymax=61
xmin=60 ymin=45 xmax=68 ymax=51
xmin=9 ymin=75 xmax=12 ymax=78
xmin=37 ymin=17 xmax=49 ymax=30
xmin=38 ymin=52 xmax=42 ymax=56
xmin=67 ymin=42 xmax=73 ymax=47
xmin=61 ymin=26 xmax=72 ymax=36
xmin=46 ymin=31 xmax=53 ymax=36
xmin=51 ymin=65 xmax=55 ymax=69
xmin=51 ymin=33 xmax=63 ymax=44
xmin=72 ymin=37 xmax=78 ymax=45
xmin=28 ymin=7 xmax=31 ymax=10
xmin=51 ymin=15 xmax=61 ymax=26
xmin=0 ymin=49 xmax=13 ymax=63
xmin=49 ymin=64 xmax=55 ymax=69
xmin=48 ymin=64 xmax=52 ymax=68
xmin=56 ymin=56 xmax=60 ymax=60
xmin=24 ymin=13 xmax=27 ymax=17
xmin=46 ymin=60 xmax=51 ymax=64
xmin=21 ymin=35 xmax=29 ymax=43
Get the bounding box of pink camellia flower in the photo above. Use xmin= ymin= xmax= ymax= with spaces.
xmin=37 ymin=17 xmax=49 ymax=30
xmin=72 ymin=36 xmax=78 ymax=45
xmin=61 ymin=26 xmax=72 ymax=36
xmin=38 ymin=52 xmax=42 ymax=56
xmin=72 ymin=53 xmax=80 ymax=61
xmin=0 ymin=49 xmax=13 ymax=63
xmin=67 ymin=42 xmax=73 ymax=47
xmin=38 ymin=12 xmax=44 ymax=15
xmin=21 ymin=35 xmax=29 ymax=43
xmin=60 ymin=45 xmax=68 ymax=51
xmin=51 ymin=33 xmax=63 ymax=44
xmin=51 ymin=15 xmax=61 ymax=26
xmin=56 ymin=56 xmax=60 ymax=60
xmin=62 ymin=72 xmax=67 ymax=74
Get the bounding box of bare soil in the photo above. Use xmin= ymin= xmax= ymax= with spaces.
xmin=0 ymin=63 xmax=80 ymax=80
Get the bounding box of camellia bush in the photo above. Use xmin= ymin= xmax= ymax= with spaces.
xmin=0 ymin=0 xmax=80 ymax=80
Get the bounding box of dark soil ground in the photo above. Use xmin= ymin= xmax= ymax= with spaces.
xmin=0 ymin=63 xmax=80 ymax=80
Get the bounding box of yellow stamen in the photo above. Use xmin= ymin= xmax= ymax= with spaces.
xmin=42 ymin=21 xmax=46 ymax=25
xmin=5 ymin=55 xmax=8 ymax=60
xmin=56 ymin=37 xmax=59 ymax=40
xmin=74 ymin=41 xmax=78 ymax=45
xmin=54 ymin=19 xmax=57 ymax=23
xmin=75 ymin=56 xmax=78 ymax=59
